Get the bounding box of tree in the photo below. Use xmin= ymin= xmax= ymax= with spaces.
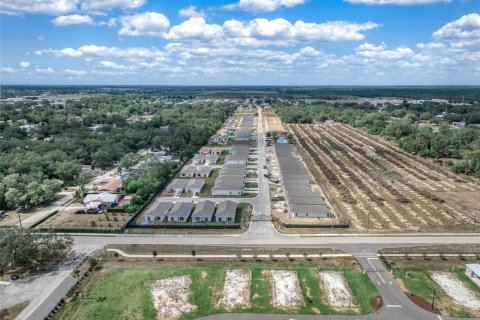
xmin=0 ymin=228 xmax=73 ymax=274
xmin=152 ymin=250 xmax=158 ymax=257
xmin=191 ymin=250 xmax=196 ymax=257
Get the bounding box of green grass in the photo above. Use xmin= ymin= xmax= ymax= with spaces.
xmin=199 ymin=169 xmax=220 ymax=197
xmin=54 ymin=263 xmax=378 ymax=320
xmin=394 ymin=268 xmax=480 ymax=318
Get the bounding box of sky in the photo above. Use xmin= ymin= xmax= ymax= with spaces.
xmin=0 ymin=0 xmax=479 ymax=85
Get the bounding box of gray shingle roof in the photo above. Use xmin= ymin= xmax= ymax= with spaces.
xmin=216 ymin=200 xmax=237 ymax=217
xmin=168 ymin=202 xmax=193 ymax=217
xmin=191 ymin=200 xmax=215 ymax=218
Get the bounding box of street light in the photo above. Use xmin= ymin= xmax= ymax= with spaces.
xmin=366 ymin=211 xmax=370 ymax=235
xmin=431 ymin=289 xmax=436 ymax=310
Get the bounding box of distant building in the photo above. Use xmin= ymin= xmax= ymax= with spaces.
xmin=97 ymin=178 xmax=123 ymax=192
xmin=144 ymin=202 xmax=173 ymax=222
xmin=185 ymin=179 xmax=205 ymax=195
xmin=180 ymin=166 xmax=197 ymax=178
xmin=167 ymin=179 xmax=188 ymax=193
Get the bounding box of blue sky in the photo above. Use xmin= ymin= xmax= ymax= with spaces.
xmin=0 ymin=0 xmax=479 ymax=85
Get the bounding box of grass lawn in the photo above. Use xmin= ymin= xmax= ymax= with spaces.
xmin=199 ymin=169 xmax=220 ymax=197
xmin=245 ymin=182 xmax=258 ymax=189
xmin=52 ymin=262 xmax=378 ymax=320
xmin=394 ymin=265 xmax=480 ymax=318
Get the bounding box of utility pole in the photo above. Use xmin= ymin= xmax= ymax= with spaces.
xmin=431 ymin=289 xmax=436 ymax=310
xmin=17 ymin=210 xmax=23 ymax=228
xmin=366 ymin=212 xmax=370 ymax=235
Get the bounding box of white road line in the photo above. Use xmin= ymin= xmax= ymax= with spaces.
xmin=389 ymin=281 xmax=393 ymax=286
xmin=437 ymin=315 xmax=443 ymax=320
xmin=385 ymin=304 xmax=402 ymax=308
xmin=366 ymin=257 xmax=386 ymax=284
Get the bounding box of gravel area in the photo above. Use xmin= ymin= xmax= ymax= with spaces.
xmin=219 ymin=269 xmax=251 ymax=308
xmin=430 ymin=272 xmax=480 ymax=311
xmin=319 ymin=271 xmax=358 ymax=308
xmin=149 ymin=275 xmax=197 ymax=319
xmin=269 ymin=270 xmax=305 ymax=308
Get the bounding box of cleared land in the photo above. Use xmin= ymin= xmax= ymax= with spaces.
xmin=263 ymin=111 xmax=285 ymax=133
xmin=149 ymin=275 xmax=197 ymax=319
xmin=430 ymin=272 xmax=480 ymax=311
xmin=51 ymin=255 xmax=378 ymax=319
xmin=218 ymin=269 xmax=251 ymax=308
xmin=289 ymin=123 xmax=480 ymax=233
xmin=269 ymin=270 xmax=305 ymax=308
xmin=319 ymin=271 xmax=358 ymax=309
xmin=35 ymin=209 xmax=130 ymax=231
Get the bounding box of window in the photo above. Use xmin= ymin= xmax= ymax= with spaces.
xmin=180 ymin=217 xmax=184 ymax=221
xmin=227 ymin=217 xmax=232 ymax=222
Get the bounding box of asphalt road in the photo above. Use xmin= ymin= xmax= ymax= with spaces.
xmin=3 ymin=108 xmax=480 ymax=320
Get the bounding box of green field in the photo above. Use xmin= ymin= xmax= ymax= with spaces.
xmin=52 ymin=263 xmax=378 ymax=320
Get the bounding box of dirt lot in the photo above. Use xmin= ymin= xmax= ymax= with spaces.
xmin=289 ymin=123 xmax=480 ymax=233
xmin=36 ymin=208 xmax=130 ymax=230
xmin=263 ymin=111 xmax=285 ymax=133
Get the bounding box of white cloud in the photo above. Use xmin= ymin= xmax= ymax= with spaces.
xmin=355 ymin=42 xmax=414 ymax=59
xmin=1 ymin=66 xmax=17 ymax=73
xmin=0 ymin=0 xmax=78 ymax=15
xmin=19 ymin=61 xmax=31 ymax=68
xmin=0 ymin=0 xmax=145 ymax=15
xmin=164 ymin=17 xmax=223 ymax=40
xmin=35 ymin=67 xmax=55 ymax=74
xmin=64 ymin=68 xmax=87 ymax=76
xmin=126 ymin=16 xmax=379 ymax=44
xmin=79 ymin=0 xmax=145 ymax=12
xmin=51 ymin=14 xmax=93 ymax=26
xmin=433 ymin=13 xmax=480 ymax=41
xmin=225 ymin=0 xmax=305 ymax=12
xmin=119 ymin=12 xmax=170 ymax=37
xmin=346 ymin=0 xmax=450 ymax=5
xmin=179 ymin=5 xmax=205 ymax=18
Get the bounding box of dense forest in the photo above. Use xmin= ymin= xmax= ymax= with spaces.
xmin=0 ymin=95 xmax=234 ymax=209
xmin=275 ymin=102 xmax=480 ymax=178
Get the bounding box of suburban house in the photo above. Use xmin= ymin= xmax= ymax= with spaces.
xmin=168 ymin=179 xmax=188 ymax=193
xmin=205 ymin=154 xmax=219 ymax=165
xmin=196 ymin=166 xmax=212 ymax=178
xmin=466 ymin=263 xmax=480 ymax=281
xmin=117 ymin=195 xmax=133 ymax=207
xmin=191 ymin=200 xmax=216 ymax=222
xmin=225 ymin=145 xmax=249 ymax=165
xmin=180 ymin=165 xmax=197 ymax=178
xmin=191 ymin=154 xmax=206 ymax=165
xmin=97 ymin=178 xmax=123 ymax=192
xmin=82 ymin=193 xmax=120 ymax=213
xmin=212 ymin=163 xmax=246 ymax=196
xmin=210 ymin=147 xmax=224 ymax=155
xmin=185 ymin=179 xmax=205 ymax=195
xmin=144 ymin=202 xmax=173 ymax=222
xmin=215 ymin=200 xmax=237 ymax=223
xmin=168 ymin=202 xmax=193 ymax=222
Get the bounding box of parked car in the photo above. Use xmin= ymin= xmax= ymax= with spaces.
xmin=10 ymin=274 xmax=19 ymax=281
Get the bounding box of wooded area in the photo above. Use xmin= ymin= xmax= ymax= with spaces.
xmin=0 ymin=95 xmax=234 ymax=209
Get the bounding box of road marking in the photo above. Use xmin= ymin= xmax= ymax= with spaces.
xmin=377 ymin=281 xmax=380 ymax=285
xmin=385 ymin=305 xmax=402 ymax=308
xmin=389 ymin=281 xmax=393 ymax=286
xmin=367 ymin=257 xmax=379 ymax=260
xmin=437 ymin=315 xmax=443 ymax=320
xmin=366 ymin=257 xmax=386 ymax=284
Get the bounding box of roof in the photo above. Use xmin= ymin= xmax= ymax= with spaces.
xmin=168 ymin=202 xmax=193 ymax=217
xmin=168 ymin=179 xmax=188 ymax=190
xmin=186 ymin=179 xmax=205 ymax=189
xmin=213 ymin=177 xmax=244 ymax=190
xmin=216 ymin=200 xmax=237 ymax=217
xmin=289 ymin=196 xmax=327 ymax=205
xmin=181 ymin=166 xmax=197 ymax=175
xmin=196 ymin=166 xmax=212 ymax=175
xmin=191 ymin=200 xmax=216 ymax=217
xmin=83 ymin=192 xmax=119 ymax=204
xmin=199 ymin=146 xmax=211 ymax=153
xmin=98 ymin=178 xmax=122 ymax=192
xmin=466 ymin=263 xmax=480 ymax=275
xmin=145 ymin=202 xmax=173 ymax=218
